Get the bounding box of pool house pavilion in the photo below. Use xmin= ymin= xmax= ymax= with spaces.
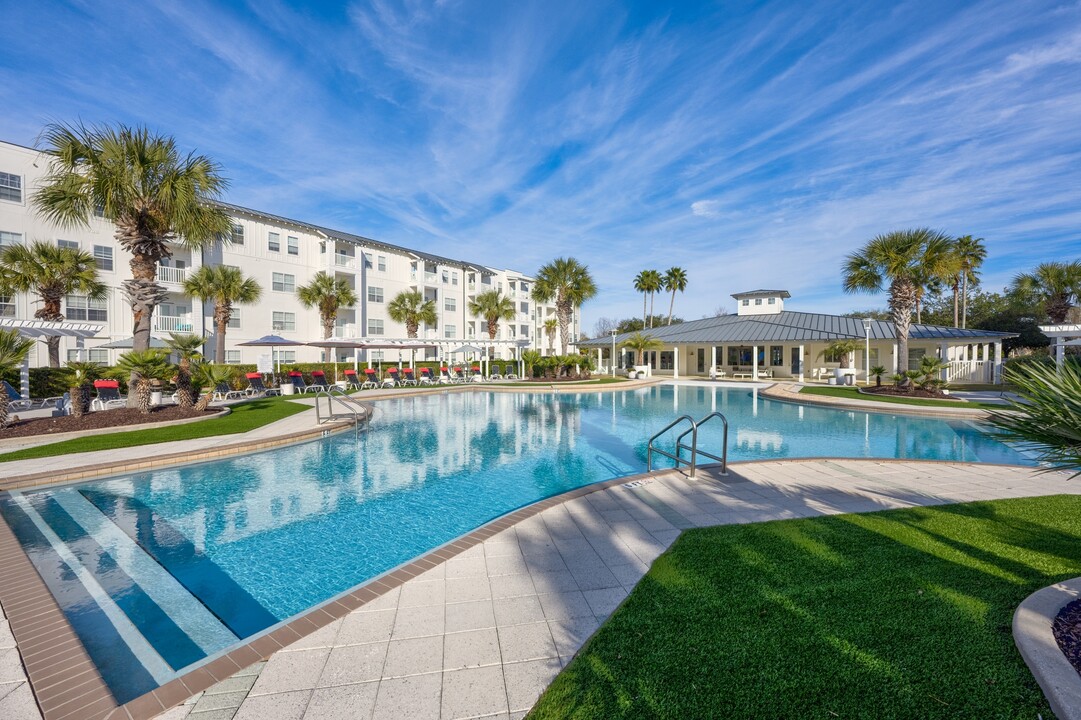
xmin=581 ymin=290 xmax=1016 ymax=384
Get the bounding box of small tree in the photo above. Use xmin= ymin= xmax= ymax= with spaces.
xmin=193 ymin=363 xmax=236 ymax=411
xmin=817 ymin=340 xmax=864 ymax=369
xmin=297 ymin=271 xmax=358 ymax=339
xmin=116 ymin=349 xmax=171 ymax=414
xmin=869 ymin=365 xmax=887 ymax=388
xmin=532 ymin=258 xmax=597 ymax=354
xmin=387 ymin=290 xmax=437 ymax=338
xmin=522 ymin=349 xmax=542 ymax=378
xmin=914 ymin=356 xmax=949 ymax=393
xmin=65 ymin=361 xmax=101 ymax=417
xmin=184 ymin=265 xmax=261 ymax=362
xmin=624 ymin=332 xmax=663 ymax=366
xmin=165 ymin=333 xmax=205 ymax=408
xmin=469 ymin=289 xmax=516 ymax=357
xmin=989 ymin=361 xmax=1081 ymax=475
xmin=0 ymin=329 xmax=34 ymax=427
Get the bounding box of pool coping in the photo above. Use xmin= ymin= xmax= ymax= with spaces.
xmin=0 ymin=455 xmax=1042 ymax=720
xmin=1013 ymin=577 xmax=1081 ymax=720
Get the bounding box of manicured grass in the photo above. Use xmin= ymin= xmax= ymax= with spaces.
xmin=800 ymin=385 xmax=1005 ymax=410
xmin=529 ymin=495 xmax=1079 ymax=719
xmin=0 ymin=396 xmax=310 ymax=462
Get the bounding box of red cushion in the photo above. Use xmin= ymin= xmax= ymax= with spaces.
xmin=344 ymin=370 xmax=357 ymax=376
xmin=289 ymin=371 xmax=303 ymax=377
xmin=246 ymin=372 xmax=261 ymax=379
xmin=365 ymin=369 xmax=376 ymax=375
xmin=312 ymin=370 xmax=325 ymax=377
xmin=94 ymin=380 xmax=120 ymax=389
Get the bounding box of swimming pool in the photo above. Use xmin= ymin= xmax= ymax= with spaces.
xmin=0 ymin=384 xmax=1031 ymax=702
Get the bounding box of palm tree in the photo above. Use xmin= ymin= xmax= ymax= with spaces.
xmin=165 ymin=333 xmax=204 ymax=408
xmin=296 ymin=271 xmax=359 ymax=339
xmin=193 ymin=363 xmax=236 ymax=411
xmin=663 ymin=267 xmax=688 ymax=326
xmin=543 ymin=318 xmax=558 ymax=353
xmin=184 ymin=265 xmax=262 ymax=362
xmin=115 ymin=349 xmax=172 ymax=414
xmin=633 ymin=271 xmax=651 ymax=327
xmin=1011 ymin=261 xmax=1081 ymax=324
xmin=387 ymin=290 xmax=438 ymax=338
xmin=32 ymin=123 xmax=231 ymax=358
xmin=633 ymin=269 xmax=663 ymax=328
xmin=817 ymin=339 xmax=864 ymax=369
xmin=0 ymin=241 xmax=106 ymax=367
xmin=0 ymin=329 xmax=34 ymax=427
xmin=989 ymin=361 xmax=1081 ymax=475
xmin=954 ymin=235 xmax=986 ymax=328
xmin=842 ymin=228 xmax=953 ymax=374
xmin=65 ymin=360 xmax=100 ymax=417
xmin=623 ymin=331 xmax=663 ymax=365
xmin=531 ymin=257 xmax=598 ymax=355
xmin=469 ymin=289 xmax=516 ymax=356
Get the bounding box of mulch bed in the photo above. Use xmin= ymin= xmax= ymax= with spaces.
xmin=2 ymin=406 xmax=219 ymax=439
xmin=860 ymin=386 xmax=961 ymax=401
xmin=1053 ymin=598 xmax=1081 ymax=678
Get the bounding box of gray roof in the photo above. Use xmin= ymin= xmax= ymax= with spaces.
xmin=731 ymin=289 xmax=791 ymax=299
xmin=579 ymin=311 xmax=1018 ymax=348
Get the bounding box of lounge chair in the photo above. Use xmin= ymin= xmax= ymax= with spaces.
xmin=245 ymin=372 xmax=281 ymax=396
xmin=361 ymin=368 xmax=379 ymax=390
xmin=385 ymin=367 xmax=402 ymax=387
xmin=287 ymin=371 xmax=308 ymax=392
xmin=451 ymin=366 xmax=467 ymax=383
xmin=439 ymin=367 xmax=454 ymax=384
xmin=401 ymin=368 xmax=418 ymax=386
xmin=342 ymin=369 xmax=363 ymax=390
xmin=2 ymin=380 xmax=33 ymax=412
xmin=306 ymin=370 xmax=330 ymax=393
xmin=213 ymin=382 xmax=245 ymax=402
xmin=490 ymin=364 xmax=503 ymax=381
xmin=91 ymin=380 xmax=126 ymax=411
xmin=505 ymin=366 xmax=519 ymax=381
xmin=419 ymin=368 xmax=436 ymax=385
xmin=470 ymin=366 xmax=484 ymax=383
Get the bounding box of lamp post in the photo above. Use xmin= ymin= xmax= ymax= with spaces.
xmin=610 ymin=330 xmax=617 ymax=377
xmin=862 ymin=318 xmax=872 ymax=386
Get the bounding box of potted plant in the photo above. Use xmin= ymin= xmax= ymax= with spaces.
xmin=817 ymin=340 xmax=864 ymax=385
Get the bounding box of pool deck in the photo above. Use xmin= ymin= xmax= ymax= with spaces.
xmin=1 ymin=457 xmax=1073 ymax=720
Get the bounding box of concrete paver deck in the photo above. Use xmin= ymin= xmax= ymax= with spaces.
xmin=102 ymin=458 xmax=1077 ymax=720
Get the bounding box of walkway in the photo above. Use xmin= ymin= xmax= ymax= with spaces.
xmin=0 ymin=459 xmax=1060 ymax=720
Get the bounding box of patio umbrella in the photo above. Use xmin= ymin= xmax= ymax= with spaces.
xmin=238 ymin=334 xmax=306 ymax=373
xmin=305 ymin=338 xmax=367 ymax=381
xmin=449 ymin=344 xmax=485 ymax=370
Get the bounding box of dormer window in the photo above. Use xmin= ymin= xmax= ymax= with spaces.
xmin=742 ymin=299 xmax=749 ymax=306
xmin=754 ymin=298 xmax=762 ymax=305
xmin=768 ymin=297 xmax=775 ymax=304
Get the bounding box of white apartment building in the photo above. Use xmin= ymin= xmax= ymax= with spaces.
xmin=0 ymin=140 xmax=578 ymax=368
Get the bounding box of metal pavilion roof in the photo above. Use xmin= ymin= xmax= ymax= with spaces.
xmin=579 ymin=311 xmax=1018 ymax=348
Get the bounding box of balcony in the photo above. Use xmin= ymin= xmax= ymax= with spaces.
xmin=157 ymin=266 xmax=188 ymax=285
xmin=334 ymin=254 xmax=356 ymax=270
xmin=154 ymin=315 xmax=194 ymax=333
xmin=424 ymin=272 xmax=438 ymax=284
xmin=333 ymin=323 xmax=359 ymax=338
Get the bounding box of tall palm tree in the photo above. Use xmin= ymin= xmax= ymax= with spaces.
xmin=633 ymin=271 xmax=651 ymax=327
xmin=1011 ymin=261 xmax=1081 ymax=324
xmin=296 ymin=271 xmax=359 ymax=339
xmin=842 ymin=228 xmax=953 ymax=374
xmin=543 ymin=318 xmax=558 ymax=353
xmin=184 ymin=265 xmax=262 ymax=362
xmin=955 ymin=235 xmax=986 ymax=329
xmin=0 ymin=329 xmax=34 ymax=428
xmin=634 ymin=269 xmax=663 ymax=328
xmin=165 ymin=333 xmax=204 ymax=408
xmin=663 ymin=267 xmax=688 ymax=326
xmin=32 ymin=123 xmax=231 ymax=358
xmin=0 ymin=241 xmax=106 ymax=367
xmin=468 ymin=289 xmax=516 ymax=356
xmin=116 ymin=349 xmax=172 ymax=414
xmin=531 ymin=257 xmax=598 ymax=355
xmin=387 ymin=290 xmax=438 ymax=338
xmin=65 ymin=360 xmax=100 ymax=417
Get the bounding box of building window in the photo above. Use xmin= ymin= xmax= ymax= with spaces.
xmin=224 ymin=350 xmax=242 ymax=364
xmin=520 ymin=301 xmax=528 ymax=314
xmin=823 ymin=346 xmax=846 ymax=363
xmin=377 ymin=255 xmax=386 ymax=272
xmin=228 ymin=307 xmax=241 ymax=329
xmin=445 ymin=297 xmax=456 ymax=312
xmin=58 ymin=239 xmax=79 ymax=250
xmin=768 ymin=297 xmax=776 ymax=305
xmin=770 ymin=346 xmax=783 ymax=366
xmin=287 ymin=236 xmax=299 ymax=256
xmin=278 ymin=350 xmax=296 ymax=363
xmin=0 ymin=172 xmax=21 ymax=203
xmin=741 ymin=299 xmax=749 ymax=306
xmin=67 ymin=348 xmax=109 ymax=365
xmin=272 ymin=311 xmax=295 ymax=332
xmin=368 ymin=318 xmax=384 ymax=335
xmin=444 ymin=325 xmax=456 ymax=338
xmin=268 ymin=232 xmax=280 ymax=252
xmin=368 ymin=286 xmax=384 ymax=303
xmin=272 ymin=272 xmax=295 ymax=292
xmin=0 ymin=231 xmax=21 ymax=248
xmin=363 ymin=252 xmax=373 ymax=268
xmin=93 ymin=245 xmax=113 ymax=271
xmin=521 ymin=282 xmax=529 ymax=293
xmin=231 ymin=224 xmax=245 ymax=245
xmin=442 ymin=270 xmax=450 ymax=284
xmin=0 ymin=295 xmax=14 ymax=317
xmin=754 ymin=298 xmax=762 ymax=306
xmin=520 ymin=324 xmax=529 ymax=336
xmin=66 ymin=294 xmax=108 ymax=322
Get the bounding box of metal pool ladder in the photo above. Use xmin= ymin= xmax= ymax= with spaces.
xmin=646 ymin=411 xmax=729 ymax=478
xmin=315 ymin=388 xmax=370 ymax=439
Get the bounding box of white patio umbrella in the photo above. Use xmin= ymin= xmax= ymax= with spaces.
xmin=237 ymin=334 xmax=306 ymax=374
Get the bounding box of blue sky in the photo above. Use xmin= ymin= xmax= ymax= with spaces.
xmin=2 ymin=1 xmax=1079 ymax=332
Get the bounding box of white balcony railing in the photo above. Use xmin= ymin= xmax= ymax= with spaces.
xmin=334 ymin=255 xmax=356 ymax=269
xmin=154 ymin=315 xmax=194 ymax=333
xmin=157 ymin=266 xmax=187 ymax=285
xmin=333 ymin=324 xmax=359 ymax=338
xmin=424 ymin=272 xmax=438 ymax=284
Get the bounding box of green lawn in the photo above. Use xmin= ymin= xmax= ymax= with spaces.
xmin=800 ymin=385 xmax=1005 ymax=410
xmin=529 ymin=495 xmax=1078 ymax=719
xmin=0 ymin=396 xmax=310 ymax=462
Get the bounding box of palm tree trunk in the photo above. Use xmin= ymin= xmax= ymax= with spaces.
xmin=194 ymin=389 xmax=213 ymax=411
xmin=122 ymin=250 xmax=168 ymax=407
xmin=216 ymin=315 xmax=228 ymax=364
xmin=557 ymin=300 xmax=572 ymax=355
xmin=952 ymin=280 xmax=959 ymax=328
xmin=915 ymin=292 xmax=922 ymax=324
xmin=648 ymin=293 xmax=655 ymax=329
xmin=668 ymin=291 xmax=676 ymax=326
xmin=323 ymin=315 xmax=334 ymax=339
xmin=642 ymin=294 xmax=647 ymax=327
xmin=69 ymin=384 xmax=90 ymax=416
xmin=961 ymin=274 xmax=968 ymax=328
xmin=176 ymin=366 xmax=194 ymax=409
xmin=136 ymin=379 xmax=152 ymax=414
xmin=889 ymin=278 xmax=916 ymax=374
xmin=46 ymin=337 xmax=61 ymax=368
xmin=0 ymin=393 xmax=9 ymax=428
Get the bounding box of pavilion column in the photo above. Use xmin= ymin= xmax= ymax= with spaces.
xmin=892 ymin=342 xmax=899 ymax=373
xmin=752 ymin=345 xmax=759 ymax=380
xmin=993 ymin=340 xmax=1003 ymax=384
xmin=20 ymin=355 xmax=30 ymax=400
xmin=798 ymin=344 xmax=804 ymax=382
xmin=710 ymin=345 xmax=717 ymax=378
xmin=1056 ymin=338 xmax=1065 ymax=369
xmin=596 ymin=348 xmax=601 ymax=372
xmin=673 ymin=347 xmax=679 ymax=379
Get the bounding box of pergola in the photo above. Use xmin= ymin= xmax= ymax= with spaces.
xmin=339 ymin=337 xmax=532 ymax=377
xmin=1038 ymin=324 xmax=1081 ymax=368
xmin=0 ymin=319 xmax=105 ymax=399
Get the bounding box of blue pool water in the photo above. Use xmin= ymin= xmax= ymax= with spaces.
xmin=0 ymin=384 xmax=1032 ymax=701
